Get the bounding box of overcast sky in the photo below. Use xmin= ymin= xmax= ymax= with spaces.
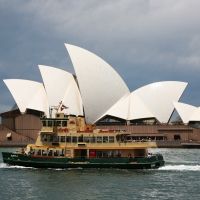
xmin=0 ymin=0 xmax=200 ymax=121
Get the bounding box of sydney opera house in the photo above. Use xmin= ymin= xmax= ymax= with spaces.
xmin=0 ymin=44 xmax=200 ymax=146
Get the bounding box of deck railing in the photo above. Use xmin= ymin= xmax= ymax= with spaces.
xmin=0 ymin=140 xmax=35 ymax=147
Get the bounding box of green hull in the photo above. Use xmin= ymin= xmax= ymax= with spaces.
xmin=2 ymin=152 xmax=165 ymax=169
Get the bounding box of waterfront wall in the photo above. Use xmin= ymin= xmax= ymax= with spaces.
xmin=0 ymin=124 xmax=32 ymax=141
xmin=15 ymin=114 xmax=42 ymax=140
xmin=0 ymin=114 xmax=42 ymax=142
xmin=96 ymin=125 xmax=200 ymax=141
xmin=156 ymin=140 xmax=182 ymax=148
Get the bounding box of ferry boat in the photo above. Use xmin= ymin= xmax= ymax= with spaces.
xmin=2 ymin=109 xmax=165 ymax=169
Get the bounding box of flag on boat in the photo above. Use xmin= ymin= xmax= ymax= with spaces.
xmin=61 ymin=104 xmax=68 ymax=111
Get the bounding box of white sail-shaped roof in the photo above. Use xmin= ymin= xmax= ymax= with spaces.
xmin=190 ymin=107 xmax=200 ymax=122
xmin=82 ymin=80 xmax=187 ymax=123
xmin=133 ymin=81 xmax=188 ymax=123
xmin=129 ymin=93 xmax=155 ymax=120
xmin=3 ymin=79 xmax=49 ymax=116
xmin=3 ymin=44 xmax=189 ymax=125
xmin=96 ymin=92 xmax=130 ymax=121
xmin=38 ymin=65 xmax=83 ymax=116
xmin=173 ymin=102 xmax=200 ymax=123
xmin=65 ymin=44 xmax=130 ymax=124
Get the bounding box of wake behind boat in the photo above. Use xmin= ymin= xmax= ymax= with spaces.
xmin=2 ymin=103 xmax=165 ymax=169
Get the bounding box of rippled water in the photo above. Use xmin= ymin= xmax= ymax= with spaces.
xmin=0 ymin=147 xmax=200 ymax=200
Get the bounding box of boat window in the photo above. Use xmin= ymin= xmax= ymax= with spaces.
xmin=78 ymin=136 xmax=83 ymax=142
xmin=97 ymin=150 xmax=102 ymax=157
xmin=30 ymin=148 xmax=35 ymax=155
xmin=66 ymin=149 xmax=71 ymax=155
xmin=60 ymin=149 xmax=64 ymax=156
xmin=84 ymin=137 xmax=90 ymax=143
xmin=103 ymin=136 xmax=108 ymax=143
xmin=53 ymin=136 xmax=59 ymax=142
xmin=49 ymin=135 xmax=53 ymax=142
xmin=60 ymin=136 xmax=65 ymax=142
xmin=116 ymin=135 xmax=120 ymax=142
xmin=72 ymin=136 xmax=77 ymax=143
xmin=116 ymin=150 xmax=121 ymax=157
xmin=109 ymin=136 xmax=114 ymax=143
xmin=48 ymin=121 xmax=53 ymax=127
xmin=36 ymin=149 xmax=41 ymax=156
xmin=41 ymin=135 xmax=48 ymax=141
xmin=90 ymin=136 xmax=96 ymax=143
xmin=42 ymin=150 xmax=47 ymax=156
xmin=54 ymin=150 xmax=59 ymax=156
xmin=97 ymin=136 xmax=102 ymax=143
xmin=103 ymin=151 xmax=108 ymax=157
xmin=56 ymin=121 xmax=61 ymax=126
xmin=62 ymin=121 xmax=67 ymax=127
xmin=42 ymin=120 xmax=47 ymax=127
xmin=109 ymin=151 xmax=114 ymax=157
xmin=48 ymin=150 xmax=53 ymax=156
xmin=66 ymin=136 xmax=71 ymax=143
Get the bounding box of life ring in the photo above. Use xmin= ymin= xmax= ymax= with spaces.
xmin=64 ymin=128 xmax=69 ymax=133
xmin=58 ymin=128 xmax=63 ymax=132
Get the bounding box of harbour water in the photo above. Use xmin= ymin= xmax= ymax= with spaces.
xmin=0 ymin=147 xmax=200 ymax=200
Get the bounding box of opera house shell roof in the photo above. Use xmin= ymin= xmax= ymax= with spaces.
xmin=172 ymin=102 xmax=200 ymax=124
xmin=3 ymin=44 xmax=188 ymax=124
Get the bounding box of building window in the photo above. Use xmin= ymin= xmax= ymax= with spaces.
xmin=174 ymin=135 xmax=181 ymax=140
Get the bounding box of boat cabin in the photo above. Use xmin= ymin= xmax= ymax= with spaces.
xmin=25 ymin=113 xmax=157 ymax=159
